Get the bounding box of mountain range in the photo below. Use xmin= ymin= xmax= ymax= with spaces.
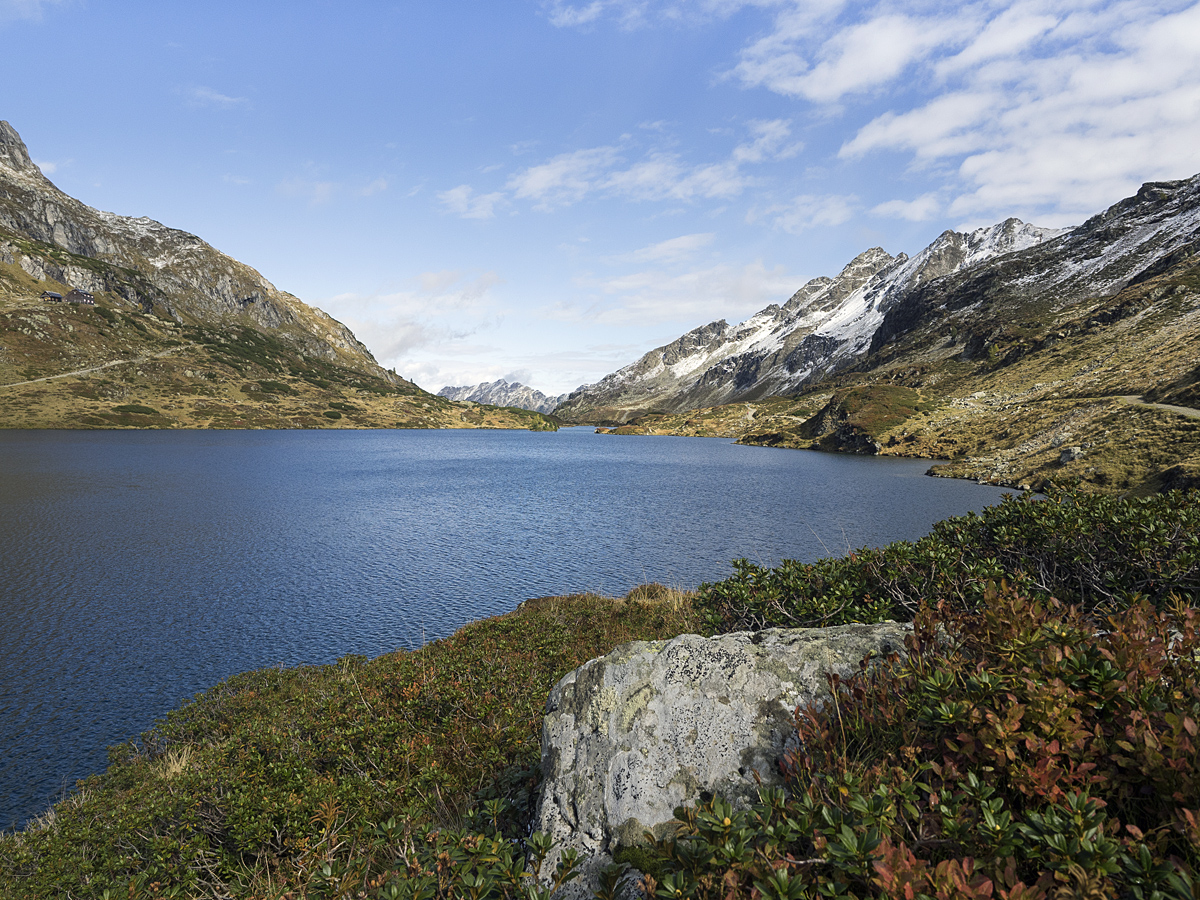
xmin=555 ymin=177 xmax=1200 ymax=424
xmin=3 ymin=115 xmax=1199 ymax=493
xmin=575 ymin=175 xmax=1200 ymax=493
xmin=437 ymin=379 xmax=567 ymax=414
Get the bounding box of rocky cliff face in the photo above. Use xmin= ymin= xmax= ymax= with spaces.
xmin=868 ymin=175 xmax=1200 ymax=357
xmin=0 ymin=121 xmax=388 ymax=377
xmin=437 ymin=379 xmax=566 ymax=414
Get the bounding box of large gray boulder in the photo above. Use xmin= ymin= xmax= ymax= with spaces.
xmin=535 ymin=623 xmax=911 ymax=895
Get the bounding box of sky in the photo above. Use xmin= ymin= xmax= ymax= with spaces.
xmin=4 ymin=0 xmax=1200 ymax=395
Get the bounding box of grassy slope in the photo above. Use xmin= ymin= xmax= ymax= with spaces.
xmin=0 ymin=282 xmax=558 ymax=431
xmin=0 ymin=589 xmax=700 ymax=898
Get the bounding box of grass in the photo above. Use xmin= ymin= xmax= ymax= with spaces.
xmin=0 ymin=588 xmax=700 ymax=899
xmin=0 ymin=295 xmax=561 ymax=433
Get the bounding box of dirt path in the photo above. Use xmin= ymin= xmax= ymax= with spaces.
xmin=1117 ymin=394 xmax=1200 ymax=419
xmin=0 ymin=346 xmax=191 ymax=389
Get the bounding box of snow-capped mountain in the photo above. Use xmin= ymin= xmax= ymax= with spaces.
xmin=554 ymin=219 xmax=1066 ymax=423
xmin=438 ymin=379 xmax=567 ymax=414
xmin=556 ymin=174 xmax=1200 ymax=425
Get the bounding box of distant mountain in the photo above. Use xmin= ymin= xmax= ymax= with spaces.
xmin=438 ymin=379 xmax=567 ymax=414
xmin=555 ymin=219 xmax=1067 ymax=424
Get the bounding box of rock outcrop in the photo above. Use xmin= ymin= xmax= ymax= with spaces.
xmin=535 ymin=622 xmax=911 ymax=896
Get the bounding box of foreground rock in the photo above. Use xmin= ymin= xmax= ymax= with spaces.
xmin=535 ymin=622 xmax=911 ymax=896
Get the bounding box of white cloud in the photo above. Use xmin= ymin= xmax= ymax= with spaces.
xmin=438 ymin=184 xmax=506 ymax=219
xmin=277 ymin=177 xmax=335 ymax=205
xmin=325 ymin=271 xmax=503 ymax=372
xmin=187 ymin=86 xmax=251 ymax=109
xmin=0 ymin=0 xmax=63 ymax=23
xmin=472 ymin=119 xmax=795 ymax=214
xmin=731 ymin=118 xmax=801 ymax=163
xmin=740 ymin=12 xmax=973 ymax=103
xmin=32 ymin=158 xmax=57 ymax=174
xmin=872 ymin=193 xmax=941 ymax=221
xmin=360 ymin=177 xmax=389 ymax=197
xmin=543 ymin=0 xmax=785 ymax=28
xmin=623 ymin=232 xmax=716 ymax=262
xmin=724 ymin=0 xmax=1200 ymax=226
xmin=506 ymin=146 xmax=622 ymax=209
xmin=755 ymin=193 xmax=857 ymax=233
xmin=614 ymin=232 xmax=715 ymax=264
xmin=548 ymin=259 xmax=797 ymax=327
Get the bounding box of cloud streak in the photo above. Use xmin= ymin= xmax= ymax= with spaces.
xmin=327 ymin=271 xmax=505 ymax=371
xmin=0 ymin=0 xmax=63 ymax=23
xmin=187 ymin=86 xmax=251 ymax=109
xmin=444 ymin=119 xmax=799 ymax=217
xmin=551 ymin=0 xmax=1200 ymax=228
xmin=547 ymin=258 xmax=797 ymax=327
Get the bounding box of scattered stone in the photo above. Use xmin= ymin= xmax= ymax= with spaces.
xmin=1060 ymin=446 xmax=1084 ymax=463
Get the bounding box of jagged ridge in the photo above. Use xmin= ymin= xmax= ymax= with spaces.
xmin=549 ymin=188 xmax=1198 ymax=426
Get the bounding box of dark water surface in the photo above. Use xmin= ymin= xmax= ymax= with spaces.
xmin=0 ymin=427 xmax=1012 ymax=828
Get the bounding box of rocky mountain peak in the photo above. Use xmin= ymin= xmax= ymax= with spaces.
xmin=0 ymin=120 xmax=38 ymax=175
xmin=839 ymin=247 xmax=895 ymax=281
xmin=437 ymin=379 xmax=566 ymax=414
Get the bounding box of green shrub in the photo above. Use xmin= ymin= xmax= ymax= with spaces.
xmin=0 ymin=594 xmax=700 ymax=899
xmin=643 ymin=584 xmax=1200 ymax=899
xmin=697 ymin=489 xmax=1200 ymax=631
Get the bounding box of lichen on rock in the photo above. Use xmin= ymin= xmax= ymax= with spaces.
xmin=534 ymin=622 xmax=911 ymax=896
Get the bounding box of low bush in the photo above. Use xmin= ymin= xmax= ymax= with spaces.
xmin=697 ymin=489 xmax=1200 ymax=631
xmin=4 ymin=492 xmax=1199 ymax=899
xmin=640 ymin=583 xmax=1200 ymax=900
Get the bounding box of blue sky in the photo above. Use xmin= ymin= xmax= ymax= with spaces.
xmin=4 ymin=0 xmax=1200 ymax=395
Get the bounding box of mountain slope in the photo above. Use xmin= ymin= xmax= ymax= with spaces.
xmin=0 ymin=121 xmax=558 ymax=432
xmin=598 ymin=176 xmax=1200 ymax=493
xmin=0 ymin=121 xmax=377 ymax=372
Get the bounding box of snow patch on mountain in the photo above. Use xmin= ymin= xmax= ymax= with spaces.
xmin=556 ymin=218 xmax=1069 ymax=423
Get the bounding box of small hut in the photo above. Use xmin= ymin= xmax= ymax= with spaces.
xmin=40 ymin=290 xmax=63 ymax=302
xmin=64 ymin=289 xmax=95 ymax=306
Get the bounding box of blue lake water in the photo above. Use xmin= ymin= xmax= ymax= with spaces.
xmin=0 ymin=427 xmax=1013 ymax=829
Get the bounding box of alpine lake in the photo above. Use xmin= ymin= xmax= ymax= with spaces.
xmin=0 ymin=427 xmax=1014 ymax=830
